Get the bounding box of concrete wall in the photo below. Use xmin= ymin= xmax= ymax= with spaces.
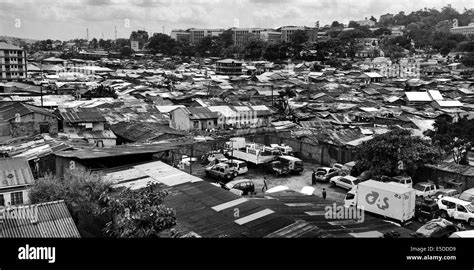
xmin=169 ymin=109 xmax=191 ymax=131
xmin=55 ymin=156 xmax=88 ymax=179
xmin=9 ymin=113 xmax=58 ymax=137
xmin=63 ymin=122 xmax=104 ymax=133
xmin=0 ymin=187 xmax=31 ymax=206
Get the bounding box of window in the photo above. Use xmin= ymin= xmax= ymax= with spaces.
xmin=0 ymin=194 xmax=4 ymax=206
xmin=10 ymin=191 xmax=23 ymax=205
xmin=193 ymin=121 xmax=199 ymax=128
xmin=457 ymin=205 xmax=467 ymax=212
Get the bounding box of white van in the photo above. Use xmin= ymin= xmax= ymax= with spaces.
xmin=224 ymin=160 xmax=248 ymax=175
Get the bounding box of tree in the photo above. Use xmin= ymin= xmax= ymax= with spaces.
xmin=99 ymin=182 xmax=176 ymax=238
xmin=244 ymin=39 xmax=265 ymax=60
xmin=29 ymin=171 xmax=112 ymax=237
xmin=130 ymin=30 xmax=149 ymax=49
xmin=348 ymin=21 xmax=361 ymax=28
xmin=369 ymin=16 xmax=377 ymax=23
xmin=195 ymin=36 xmax=220 ymax=57
xmin=374 ymin=28 xmax=392 ymax=36
xmin=148 ymin=33 xmax=177 ymax=55
xmin=263 ymin=43 xmax=280 ymax=61
xmin=120 ymin=46 xmax=132 ymax=57
xmin=99 ymin=39 xmax=113 ymax=50
xmin=83 ymin=85 xmax=118 ymax=99
xmin=289 ymin=30 xmax=309 ymax=58
xmin=354 ymin=128 xmax=440 ymax=178
xmin=90 ymin=38 xmax=98 ymax=49
xmin=424 ymin=116 xmax=474 ymax=165
xmin=331 ymin=21 xmax=342 ymax=28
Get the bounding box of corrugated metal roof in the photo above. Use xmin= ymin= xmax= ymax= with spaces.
xmin=58 ymin=107 xmax=106 ymax=123
xmin=0 ymin=200 xmax=81 ymax=238
xmin=250 ymin=190 xmax=414 ymax=238
xmin=102 ymin=161 xmax=323 ymax=238
xmin=0 ymin=101 xmax=57 ymax=122
xmin=0 ymin=158 xmax=35 ymax=188
xmin=181 ymin=107 xmax=220 ymax=120
xmin=55 ymin=140 xmax=196 ymax=159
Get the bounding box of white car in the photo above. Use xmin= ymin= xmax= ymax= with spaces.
xmin=224 ymin=160 xmax=248 ymax=175
xmin=438 ymin=196 xmax=474 ymax=226
xmin=458 ymin=188 xmax=474 ymax=203
xmin=450 ymin=230 xmax=474 ymax=238
xmin=330 ymin=175 xmax=360 ymax=190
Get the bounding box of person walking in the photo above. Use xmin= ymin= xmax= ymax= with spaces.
xmin=311 ymin=169 xmax=316 ymax=185
xmin=322 ymin=188 xmax=327 ymax=199
xmin=262 ymin=177 xmax=269 ymax=193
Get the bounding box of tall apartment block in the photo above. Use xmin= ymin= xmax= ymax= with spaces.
xmin=189 ymin=29 xmax=225 ymax=44
xmin=0 ymin=42 xmax=27 ymax=81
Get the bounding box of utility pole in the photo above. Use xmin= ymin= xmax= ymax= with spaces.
xmin=271 ymin=84 xmax=274 ymax=106
xmin=40 ymin=85 xmax=43 ymax=108
xmin=86 ymin=28 xmax=89 ymax=41
xmin=189 ymin=145 xmax=194 ymax=175
xmin=162 ymin=26 xmax=165 ymax=34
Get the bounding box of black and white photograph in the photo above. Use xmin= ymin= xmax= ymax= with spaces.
xmin=0 ymin=0 xmax=473 ymax=266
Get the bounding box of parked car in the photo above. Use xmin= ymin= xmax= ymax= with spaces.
xmin=458 ymin=188 xmax=474 ymax=203
xmin=205 ymin=163 xmax=237 ymax=182
xmin=224 ymin=159 xmax=248 ymax=175
xmin=449 ymin=230 xmax=474 ymax=238
xmin=413 ymin=182 xmax=439 ymax=198
xmin=224 ymin=179 xmax=255 ymax=196
xmin=330 ymin=175 xmax=360 ymax=190
xmin=437 ymin=196 xmax=474 ymax=226
xmin=414 ymin=218 xmax=458 ymax=238
xmin=263 ymin=160 xmax=289 ymax=176
xmin=430 ymin=189 xmax=459 ymax=201
xmin=390 ymin=176 xmax=413 ymax=188
xmin=415 ymin=198 xmax=441 ymax=223
xmin=315 ymin=167 xmax=340 ymax=182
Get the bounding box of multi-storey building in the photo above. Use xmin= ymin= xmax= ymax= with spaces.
xmin=280 ymin=26 xmax=317 ymax=43
xmin=170 ymin=29 xmax=191 ymax=43
xmin=231 ymin=28 xmax=271 ymax=47
xmin=215 ymin=59 xmax=243 ymax=76
xmin=259 ymin=30 xmax=282 ymax=44
xmin=189 ymin=28 xmax=225 ymax=44
xmin=391 ymin=25 xmax=405 ymax=37
xmin=357 ymin=18 xmax=376 ymax=27
xmin=281 ymin=26 xmax=306 ymax=43
xmin=0 ymin=42 xmax=27 ymax=81
xmin=451 ymin=19 xmax=474 ymax=36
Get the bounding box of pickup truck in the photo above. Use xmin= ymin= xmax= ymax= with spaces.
xmin=263 ymin=160 xmax=289 ymax=176
xmin=314 ymin=167 xmax=340 ymax=182
xmin=414 ymin=182 xmax=439 ymax=198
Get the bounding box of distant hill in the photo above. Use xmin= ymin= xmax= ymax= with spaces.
xmin=0 ymin=36 xmax=38 ymax=45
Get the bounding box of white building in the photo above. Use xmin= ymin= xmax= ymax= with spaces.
xmin=451 ymin=19 xmax=474 ymax=36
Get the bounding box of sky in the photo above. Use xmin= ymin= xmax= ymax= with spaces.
xmin=0 ymin=0 xmax=472 ymax=41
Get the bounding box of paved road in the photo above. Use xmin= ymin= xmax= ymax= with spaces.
xmin=198 ymin=162 xmax=348 ymax=200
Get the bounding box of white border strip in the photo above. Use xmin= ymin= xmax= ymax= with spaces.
xmin=235 ymin=209 xmax=274 ymax=225
xmin=211 ymin=198 xmax=248 ymax=212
